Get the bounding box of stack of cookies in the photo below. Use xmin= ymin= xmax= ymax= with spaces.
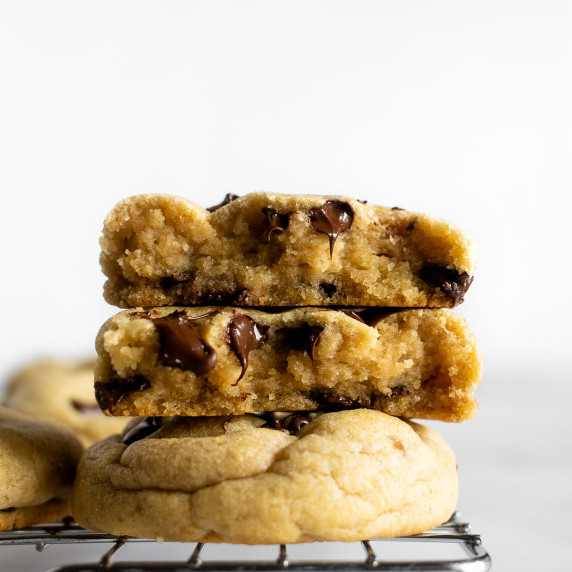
xmin=72 ymin=192 xmax=481 ymax=544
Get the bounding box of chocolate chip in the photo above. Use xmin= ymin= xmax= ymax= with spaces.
xmin=308 ymin=200 xmax=354 ymax=257
xmin=282 ymin=324 xmax=324 ymax=361
xmin=419 ymin=263 xmax=474 ymax=306
xmin=122 ymin=417 xmax=163 ymax=446
xmin=259 ymin=411 xmax=318 ymax=434
xmin=281 ymin=412 xmax=317 ymax=433
xmin=206 ymin=193 xmax=240 ymax=213
xmin=310 ymin=391 xmax=371 ymax=410
xmin=94 ymin=376 xmax=150 ymax=415
xmin=227 ymin=314 xmax=269 ymax=382
xmin=160 ymin=272 xmax=193 ymax=289
xmin=340 ymin=308 xmax=406 ymax=327
xmin=196 ymin=287 xmax=249 ymax=305
xmin=391 ymin=206 xmax=404 ymax=211
xmin=258 ymin=412 xmax=283 ymax=430
xmin=262 ymin=208 xmax=291 ymax=242
xmin=153 ymin=310 xmax=217 ymax=375
xmin=70 ymin=400 xmax=103 ymax=415
xmin=319 ymin=283 xmax=337 ymax=298
xmin=0 ymin=508 xmax=16 ymax=513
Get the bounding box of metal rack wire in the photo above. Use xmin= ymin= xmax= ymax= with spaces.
xmin=0 ymin=512 xmax=490 ymax=572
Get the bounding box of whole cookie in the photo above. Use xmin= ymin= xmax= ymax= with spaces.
xmin=101 ymin=193 xmax=475 ymax=309
xmin=0 ymin=407 xmax=83 ymax=530
xmin=72 ymin=410 xmax=458 ymax=543
xmin=3 ymin=358 xmax=129 ymax=447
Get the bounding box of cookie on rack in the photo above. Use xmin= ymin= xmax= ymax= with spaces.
xmin=3 ymin=358 xmax=129 ymax=447
xmin=100 ymin=193 xmax=475 ymax=309
xmin=72 ymin=409 xmax=457 ymax=543
xmin=0 ymin=407 xmax=83 ymax=531
xmin=94 ymin=306 xmax=481 ymax=422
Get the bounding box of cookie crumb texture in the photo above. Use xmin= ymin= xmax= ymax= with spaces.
xmin=95 ymin=307 xmax=481 ymax=422
xmin=100 ymin=193 xmax=476 ymax=308
xmin=0 ymin=407 xmax=83 ymax=530
xmin=72 ymin=410 xmax=458 ymax=543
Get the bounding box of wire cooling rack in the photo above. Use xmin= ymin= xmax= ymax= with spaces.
xmin=0 ymin=512 xmax=490 ymax=572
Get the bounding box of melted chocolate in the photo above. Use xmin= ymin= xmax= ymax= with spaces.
xmin=94 ymin=376 xmax=150 ymax=414
xmin=196 ymin=287 xmax=248 ymax=305
xmin=154 ymin=310 xmax=217 ymax=375
xmin=282 ymin=324 xmax=324 ymax=361
xmin=260 ymin=412 xmax=318 ymax=434
xmin=0 ymin=507 xmax=16 ymax=513
xmin=206 ymin=193 xmax=240 ymax=213
xmin=258 ymin=411 xmax=283 ymax=430
xmin=340 ymin=307 xmax=406 ymax=327
xmin=281 ymin=412 xmax=317 ymax=433
xmin=262 ymin=208 xmax=291 ymax=242
xmin=419 ymin=263 xmax=473 ymax=306
xmin=227 ymin=314 xmax=269 ymax=381
xmin=70 ymin=400 xmax=104 ymax=415
xmin=122 ymin=417 xmax=163 ymax=446
xmin=308 ymin=200 xmax=354 ymax=257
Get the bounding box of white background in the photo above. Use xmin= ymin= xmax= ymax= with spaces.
xmin=0 ymin=2 xmax=570 ymax=570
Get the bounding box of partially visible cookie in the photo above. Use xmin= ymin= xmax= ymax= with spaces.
xmin=72 ymin=409 xmax=457 ymax=543
xmin=100 ymin=193 xmax=475 ymax=309
xmin=3 ymin=358 xmax=129 ymax=447
xmin=94 ymin=306 xmax=481 ymax=422
xmin=0 ymin=407 xmax=83 ymax=530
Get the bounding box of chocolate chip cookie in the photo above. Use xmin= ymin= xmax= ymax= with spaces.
xmin=71 ymin=409 xmax=458 ymax=543
xmin=0 ymin=407 xmax=83 ymax=530
xmin=100 ymin=193 xmax=475 ymax=309
xmin=94 ymin=306 xmax=480 ymax=422
xmin=3 ymin=358 xmax=129 ymax=447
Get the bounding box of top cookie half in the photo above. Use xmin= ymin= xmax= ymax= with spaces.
xmin=101 ymin=193 xmax=476 ymax=308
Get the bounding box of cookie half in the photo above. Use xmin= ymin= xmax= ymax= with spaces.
xmin=0 ymin=407 xmax=83 ymax=530
xmin=3 ymin=358 xmax=129 ymax=447
xmin=100 ymin=193 xmax=475 ymax=308
xmin=95 ymin=306 xmax=481 ymax=422
xmin=72 ymin=410 xmax=458 ymax=543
